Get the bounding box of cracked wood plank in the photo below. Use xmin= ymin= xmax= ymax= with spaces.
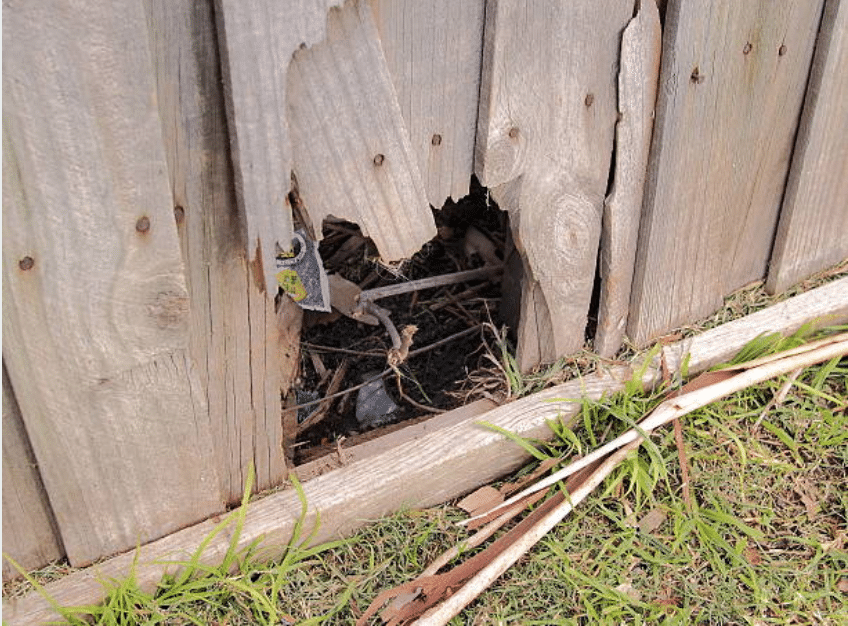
xmin=476 ymin=0 xmax=634 ymax=370
xmin=371 ymin=0 xmax=486 ymax=208
xmin=287 ymin=0 xmax=436 ymax=261
xmin=595 ymin=1 xmax=662 ymax=358
xmin=145 ymin=0 xmax=301 ymax=504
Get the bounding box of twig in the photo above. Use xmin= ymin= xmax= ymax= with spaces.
xmin=413 ymin=441 xmax=641 ymax=625
xmin=420 ymin=491 xmax=550 ymax=577
xmin=302 ymin=343 xmax=384 ymax=358
xmin=462 ymin=334 xmax=848 ymax=525
xmin=672 ymin=419 xmax=692 ymax=511
xmin=356 ymin=266 xmax=502 ymax=308
xmin=392 ymin=368 xmax=445 ymax=415
xmin=752 ymin=366 xmax=803 ymax=431
xmin=297 ymin=359 xmax=350 ymax=434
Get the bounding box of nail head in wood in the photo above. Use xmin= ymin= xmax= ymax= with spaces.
xmin=373 ymin=153 xmax=385 ymax=166
xmin=690 ymin=66 xmax=703 ymax=84
xmin=18 ymin=256 xmax=34 ymax=271
xmin=743 ymin=42 xmax=752 ymax=55
xmin=135 ymin=216 xmax=151 ymax=233
xmin=431 ymin=133 xmax=442 ymax=146
xmin=778 ymin=44 xmax=787 ymax=56
xmin=508 ymin=127 xmax=519 ymax=139
xmin=584 ymin=93 xmax=594 ymax=107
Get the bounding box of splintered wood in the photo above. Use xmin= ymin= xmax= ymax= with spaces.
xmin=287 ymin=0 xmax=436 ymax=262
xmin=476 ymin=0 xmax=635 ymax=370
xmin=595 ymin=1 xmax=662 ymax=358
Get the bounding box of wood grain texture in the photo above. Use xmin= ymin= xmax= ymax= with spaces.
xmin=2 ymin=365 xmax=64 ymax=581
xmin=371 ymin=0 xmax=486 ymax=208
xmin=766 ymin=0 xmax=848 ymax=294
xmin=7 ymin=276 xmax=848 ymax=625
xmin=287 ymin=0 xmax=437 ymax=261
xmin=595 ymin=1 xmax=662 ymax=358
xmin=476 ymin=0 xmax=634 ymax=370
xmin=214 ymin=0 xmax=342 ymax=292
xmin=2 ymin=0 xmax=222 ymax=566
xmin=145 ymin=0 xmax=301 ymax=504
xmin=628 ymin=0 xmax=826 ymax=345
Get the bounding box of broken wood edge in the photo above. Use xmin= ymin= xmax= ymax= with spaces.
xmin=5 ymin=276 xmax=847 ymax=625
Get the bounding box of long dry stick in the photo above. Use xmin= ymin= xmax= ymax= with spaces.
xmin=413 ymin=441 xmax=642 ymax=625
xmin=462 ymin=332 xmax=848 ymax=525
xmin=413 ymin=335 xmax=847 ymax=624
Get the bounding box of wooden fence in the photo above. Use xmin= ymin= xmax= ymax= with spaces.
xmin=3 ymin=0 xmax=847 ymax=583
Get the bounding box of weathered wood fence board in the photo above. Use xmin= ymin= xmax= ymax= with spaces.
xmin=372 ymin=0 xmax=485 ymax=209
xmin=287 ymin=0 xmax=436 ymax=260
xmin=2 ymin=0 xmax=222 ymax=566
xmin=476 ymin=0 xmax=634 ymax=370
xmin=595 ymin=0 xmax=662 ymax=358
xmin=214 ymin=0 xmax=341 ymax=292
xmin=767 ymin=0 xmax=848 ymax=294
xmin=2 ymin=364 xmax=64 ymax=580
xmin=628 ymin=0 xmax=826 ymax=346
xmin=145 ymin=0 xmax=298 ymax=503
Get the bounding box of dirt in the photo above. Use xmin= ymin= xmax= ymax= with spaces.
xmin=293 ymin=180 xmax=506 ymax=464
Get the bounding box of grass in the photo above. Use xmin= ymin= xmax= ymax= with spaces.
xmin=7 ymin=344 xmax=845 ymax=625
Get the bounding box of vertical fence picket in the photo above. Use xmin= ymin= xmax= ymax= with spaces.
xmin=476 ymin=0 xmax=634 ymax=370
xmin=145 ymin=0 xmax=298 ymax=503
xmin=2 ymin=0 xmax=222 ymax=566
xmin=371 ymin=0 xmax=486 ymax=209
xmin=767 ymin=0 xmax=848 ymax=294
xmin=628 ymin=0 xmax=826 ymax=346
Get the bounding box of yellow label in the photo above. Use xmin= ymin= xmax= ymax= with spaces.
xmin=276 ymin=269 xmax=307 ymax=302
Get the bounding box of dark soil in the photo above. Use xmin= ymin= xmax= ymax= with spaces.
xmin=293 ymin=181 xmax=506 ymax=464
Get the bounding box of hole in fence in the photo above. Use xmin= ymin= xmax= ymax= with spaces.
xmin=290 ymin=177 xmax=510 ymax=465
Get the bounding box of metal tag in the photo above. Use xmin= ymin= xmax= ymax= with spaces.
xmin=276 ymin=230 xmax=331 ymax=312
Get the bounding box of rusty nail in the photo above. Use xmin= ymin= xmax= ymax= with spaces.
xmin=174 ymin=205 xmax=185 ymax=223
xmin=778 ymin=44 xmax=787 ymax=56
xmin=373 ymin=154 xmax=385 ymax=166
xmin=508 ymin=127 xmax=519 ymax=139
xmin=431 ymin=133 xmax=442 ymax=146
xmin=743 ymin=42 xmax=752 ymax=55
xmin=136 ymin=216 xmax=151 ymax=233
xmin=584 ymin=93 xmax=595 ymax=107
xmin=690 ymin=66 xmax=702 ymax=84
xmin=19 ymin=256 xmax=34 ymax=271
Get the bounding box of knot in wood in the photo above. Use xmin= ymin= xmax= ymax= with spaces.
xmin=18 ymin=256 xmax=35 ymax=271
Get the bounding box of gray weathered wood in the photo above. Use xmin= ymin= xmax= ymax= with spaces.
xmin=214 ymin=0 xmax=340 ymax=292
xmin=287 ymin=0 xmax=437 ymax=260
xmin=145 ymin=0 xmax=300 ymax=504
xmin=2 ymin=0 xmax=222 ymax=566
xmin=2 ymin=364 xmax=64 ymax=581
xmin=371 ymin=0 xmax=486 ymax=208
xmin=10 ymin=276 xmax=846 ymax=625
xmin=595 ymin=1 xmax=662 ymax=358
xmin=766 ymin=0 xmax=848 ymax=294
xmin=476 ymin=0 xmax=635 ymax=370
xmin=628 ymin=0 xmax=826 ymax=345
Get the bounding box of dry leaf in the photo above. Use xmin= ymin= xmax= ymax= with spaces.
xmin=615 ymin=581 xmax=641 ymax=602
xmin=837 ymin=578 xmax=848 ymax=594
xmin=793 ymin=478 xmax=821 ymax=520
xmin=744 ymin=546 xmax=762 ymax=566
xmin=457 ymin=486 xmax=504 ymax=518
xmin=637 ymin=508 xmax=667 ymax=535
